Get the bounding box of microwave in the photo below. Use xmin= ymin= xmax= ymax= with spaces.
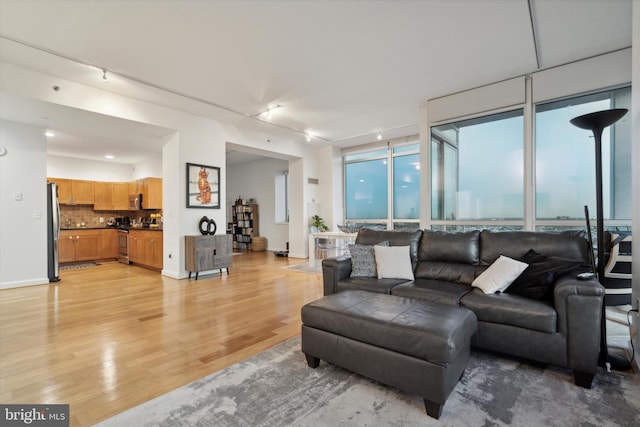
xmin=128 ymin=194 xmax=143 ymax=210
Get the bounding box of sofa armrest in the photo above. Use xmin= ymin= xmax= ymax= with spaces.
xmin=321 ymin=256 xmax=352 ymax=295
xmin=554 ymin=275 xmax=605 ymax=375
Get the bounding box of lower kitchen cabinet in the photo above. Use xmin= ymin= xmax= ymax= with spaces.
xmin=101 ymin=229 xmax=118 ymax=259
xmin=129 ymin=230 xmax=163 ymax=270
xmin=59 ymin=230 xmax=102 ymax=263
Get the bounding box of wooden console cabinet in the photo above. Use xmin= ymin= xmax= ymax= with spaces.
xmin=185 ymin=234 xmax=233 ymax=279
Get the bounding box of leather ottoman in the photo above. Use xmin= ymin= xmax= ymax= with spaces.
xmin=301 ymin=290 xmax=477 ymax=419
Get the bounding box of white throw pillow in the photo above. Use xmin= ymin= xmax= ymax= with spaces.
xmin=374 ymin=245 xmax=414 ymax=280
xmin=472 ymin=255 xmax=528 ymax=294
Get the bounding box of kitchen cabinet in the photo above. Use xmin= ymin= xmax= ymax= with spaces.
xmin=59 ymin=230 xmax=102 ymax=262
xmin=112 ymin=183 xmax=129 ymax=210
xmin=141 ymin=178 xmax=162 ymax=209
xmin=94 ymin=182 xmax=129 ymax=210
xmin=185 ymin=234 xmax=232 ymax=279
xmin=48 ymin=178 xmax=94 ymax=205
xmin=129 ymin=230 xmax=163 ymax=270
xmin=101 ymin=229 xmax=118 ymax=259
xmin=128 ymin=180 xmax=142 ymax=196
xmin=94 ymin=182 xmax=113 ymax=210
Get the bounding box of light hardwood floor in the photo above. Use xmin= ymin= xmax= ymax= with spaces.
xmin=0 ymin=252 xmax=323 ymax=426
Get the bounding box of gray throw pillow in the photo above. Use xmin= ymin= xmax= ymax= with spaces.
xmin=349 ymin=241 xmax=389 ymax=277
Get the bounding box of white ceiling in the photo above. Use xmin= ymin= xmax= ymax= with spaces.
xmin=0 ymin=0 xmax=633 ymax=165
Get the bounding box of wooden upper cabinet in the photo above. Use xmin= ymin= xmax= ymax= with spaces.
xmin=93 ymin=182 xmax=113 ymax=210
xmin=71 ymin=180 xmax=94 ymax=204
xmin=128 ymin=180 xmax=142 ymax=195
xmin=48 ymin=178 xmax=94 ymax=205
xmin=48 ymin=177 xmax=160 ymax=209
xmin=48 ymin=178 xmax=73 ymax=204
xmin=142 ymin=178 xmax=162 ymax=209
xmin=94 ymin=182 xmax=128 ymax=210
xmin=112 ymin=183 xmax=129 ymax=210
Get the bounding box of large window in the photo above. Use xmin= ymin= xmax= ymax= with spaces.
xmin=535 ymin=87 xmax=631 ymax=228
xmin=431 ymin=110 xmax=524 ymax=222
xmin=345 ymin=149 xmax=388 ymax=220
xmin=344 ymin=140 xmax=420 ymax=230
xmin=274 ymin=171 xmax=289 ymax=223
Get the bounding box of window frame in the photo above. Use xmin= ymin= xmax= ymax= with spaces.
xmin=343 ymin=136 xmax=420 ymax=230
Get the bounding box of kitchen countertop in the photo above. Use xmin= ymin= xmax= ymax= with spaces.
xmin=61 ymin=226 xmax=163 ymax=231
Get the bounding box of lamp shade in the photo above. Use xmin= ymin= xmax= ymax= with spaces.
xmin=570 ymin=108 xmax=628 ymax=131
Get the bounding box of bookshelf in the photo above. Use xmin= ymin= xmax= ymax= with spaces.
xmin=231 ymin=203 xmax=259 ymax=251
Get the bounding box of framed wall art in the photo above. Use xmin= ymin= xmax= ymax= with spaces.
xmin=186 ymin=162 xmax=220 ymax=208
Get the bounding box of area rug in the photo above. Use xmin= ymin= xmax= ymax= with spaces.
xmin=59 ymin=262 xmax=100 ymax=270
xmin=95 ymin=337 xmax=639 ymax=427
xmin=280 ymin=261 xmax=322 ymax=275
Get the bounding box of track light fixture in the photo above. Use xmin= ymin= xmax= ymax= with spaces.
xmin=102 ymin=69 xmax=108 ymax=83
xmin=253 ymin=104 xmax=281 ymax=119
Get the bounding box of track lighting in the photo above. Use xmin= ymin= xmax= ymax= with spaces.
xmin=254 ymin=104 xmax=281 ymax=118
xmin=102 ymin=69 xmax=108 ymax=83
xmin=305 ymin=133 xmax=311 ymax=142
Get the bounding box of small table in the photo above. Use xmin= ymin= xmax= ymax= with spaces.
xmin=308 ymin=231 xmax=357 ymax=263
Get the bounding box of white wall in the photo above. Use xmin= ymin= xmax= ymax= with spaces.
xmin=47 ymin=155 xmax=133 ymax=181
xmin=132 ymin=154 xmax=163 ymax=179
xmin=226 ymin=157 xmax=290 ymax=251
xmin=0 ymin=120 xmax=48 ymax=288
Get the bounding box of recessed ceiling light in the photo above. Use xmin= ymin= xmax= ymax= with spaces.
xmin=105 ymin=155 xmax=115 ymax=160
xmin=45 ymin=131 xmax=55 ymax=137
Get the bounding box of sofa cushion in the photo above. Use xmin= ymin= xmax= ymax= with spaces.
xmin=415 ymin=261 xmax=477 ymax=285
xmin=374 ymin=245 xmax=414 ymax=280
xmin=348 ymin=241 xmax=388 ymax=278
xmin=419 ymin=230 xmax=480 ymax=263
xmin=391 ymin=279 xmax=472 ymax=306
xmin=337 ymin=276 xmax=410 ymax=294
xmin=505 ymin=249 xmax=586 ymax=300
xmin=415 ymin=230 xmax=480 ymax=285
xmin=460 ymin=288 xmax=557 ymax=334
xmin=479 ymin=230 xmax=589 ymax=266
xmin=355 ymin=228 xmax=423 ymax=267
xmin=471 ymin=255 xmax=528 ymax=294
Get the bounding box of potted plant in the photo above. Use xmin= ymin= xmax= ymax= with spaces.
xmin=310 ymin=215 xmax=329 ymax=233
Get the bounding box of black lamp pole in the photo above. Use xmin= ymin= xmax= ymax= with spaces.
xmin=570 ymin=108 xmax=628 ymax=371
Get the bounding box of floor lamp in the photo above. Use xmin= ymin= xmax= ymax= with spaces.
xmin=570 ymin=108 xmax=629 ymax=371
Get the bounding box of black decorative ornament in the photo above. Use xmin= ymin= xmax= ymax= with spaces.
xmin=198 ymin=216 xmax=217 ymax=235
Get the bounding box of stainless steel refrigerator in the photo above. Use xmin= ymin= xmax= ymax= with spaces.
xmin=47 ymin=182 xmax=61 ymax=282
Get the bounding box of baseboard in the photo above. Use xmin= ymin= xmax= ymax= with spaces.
xmin=287 ymin=252 xmax=308 ymax=259
xmin=0 ymin=277 xmax=50 ymax=290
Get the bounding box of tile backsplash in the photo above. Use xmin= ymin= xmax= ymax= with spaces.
xmin=60 ymin=205 xmax=162 ymax=228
